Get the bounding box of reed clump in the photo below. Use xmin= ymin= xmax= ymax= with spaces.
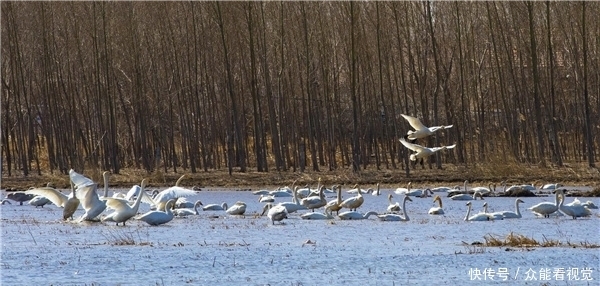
xmin=483 ymin=232 xmax=599 ymax=248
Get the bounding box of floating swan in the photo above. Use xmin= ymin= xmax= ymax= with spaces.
xmin=340 ymin=184 xmax=365 ymax=211
xmin=261 ymin=203 xmax=288 ymax=225
xmin=567 ymin=199 xmax=599 ymax=209
xmin=137 ymin=198 xmax=176 ymax=226
xmin=300 ymin=185 xmax=327 ymax=211
xmin=394 ymin=182 xmax=413 ymax=195
xmin=102 ymin=179 xmax=150 ymax=226
xmin=301 ymin=207 xmax=334 ymax=220
xmin=325 ymin=185 xmax=343 ymax=215
xmin=428 ymin=195 xmax=444 ymax=215
xmin=378 ymin=195 xmax=412 ymax=221
xmin=557 ymin=190 xmax=591 ymax=219
xmin=338 ymin=210 xmax=379 ymax=220
xmin=528 ymin=190 xmax=560 ymax=218
xmin=401 ymin=114 xmax=453 ymax=140
xmin=450 ymin=192 xmax=484 ymax=201
xmin=203 ymin=202 xmax=228 ymax=211
xmin=399 ymin=137 xmax=456 ymax=162
xmin=226 ymin=201 xmax=247 ymax=215
xmin=464 ymin=201 xmax=493 ymax=221
xmin=387 ymin=194 xmax=401 ymax=213
xmin=493 ymin=198 xmax=524 ymax=219
xmin=173 ymin=200 xmax=203 ymax=217
xmin=482 ymin=202 xmax=504 ymax=220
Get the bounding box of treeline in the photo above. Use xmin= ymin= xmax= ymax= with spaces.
xmin=1 ymin=1 xmax=598 ymax=177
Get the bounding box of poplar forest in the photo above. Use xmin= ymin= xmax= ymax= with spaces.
xmin=1 ymin=2 xmax=599 ymax=179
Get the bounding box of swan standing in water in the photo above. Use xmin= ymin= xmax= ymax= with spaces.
xmin=173 ymin=200 xmax=203 ymax=217
xmin=69 ymin=169 xmax=113 ymax=222
xmin=464 ymin=201 xmax=493 ymax=221
xmin=428 ymin=195 xmax=444 ymax=215
xmin=450 ymin=192 xmax=484 ymax=201
xmin=325 ymin=185 xmax=343 ymax=215
xmin=557 ymin=190 xmax=591 ymax=219
xmin=492 ymin=198 xmax=524 ymax=219
xmin=261 ymin=203 xmax=288 ymax=225
xmin=137 ymin=198 xmax=176 ymax=226
xmin=378 ymin=195 xmax=412 ymax=221
xmin=399 ymin=137 xmax=456 ymax=162
xmin=62 ymin=182 xmax=80 ymax=221
xmin=300 ymin=185 xmax=327 ymax=212
xmin=226 ymin=201 xmax=247 ymax=215
xmin=528 ymin=190 xmax=560 ymax=218
xmin=401 ymin=114 xmax=453 ymax=140
xmin=29 ymin=196 xmax=51 ymax=208
xmin=340 ymin=184 xmax=365 ymax=211
xmin=274 ymin=186 xmax=308 ymax=214
xmin=387 ymin=194 xmax=402 ymax=213
xmin=338 ymin=210 xmax=379 ymax=220
xmin=203 ymin=202 xmax=228 ymax=211
xmin=102 ymin=179 xmax=150 ymax=226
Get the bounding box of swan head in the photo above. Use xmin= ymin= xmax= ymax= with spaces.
xmin=466 ymin=201 xmax=472 ymax=207
xmin=261 ymin=203 xmax=272 ymax=216
xmin=404 ymin=195 xmax=413 ymax=202
xmin=194 ymin=200 xmax=203 ymax=207
xmin=388 ymin=194 xmax=393 ymax=200
xmin=516 ymin=199 xmax=524 ymax=204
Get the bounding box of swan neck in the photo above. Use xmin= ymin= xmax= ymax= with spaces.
xmin=402 ymin=196 xmax=409 ymax=220
xmin=464 ymin=204 xmax=472 ymax=221
xmin=515 ymin=200 xmax=521 ymax=216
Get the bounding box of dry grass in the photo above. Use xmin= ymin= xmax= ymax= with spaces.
xmin=483 ymin=232 xmax=599 ymax=248
xmin=2 ymin=162 xmax=599 ymax=191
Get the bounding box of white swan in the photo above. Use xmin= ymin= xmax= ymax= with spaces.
xmin=540 ymin=183 xmax=563 ymax=191
xmin=394 ymin=182 xmax=413 ymax=195
xmin=102 ymin=179 xmax=151 ymax=225
xmin=378 ymin=195 xmax=412 ymax=221
xmin=492 ymin=198 xmax=524 ymax=219
xmin=428 ymin=195 xmax=444 ymax=215
xmin=275 ymin=186 xmax=308 ymax=214
xmin=464 ymin=201 xmax=493 ymax=221
xmin=325 ymin=185 xmax=343 ymax=215
xmin=463 ymin=180 xmax=493 ymax=196
xmin=387 ymin=194 xmax=401 ymax=213
xmin=70 ymin=169 xmax=111 ymax=222
xmin=528 ymin=191 xmax=560 ymax=218
xmin=482 ymin=202 xmax=504 ymax=220
xmin=261 ymin=203 xmax=288 ymax=225
xmin=25 ymin=187 xmax=71 ymax=208
xmin=62 ymin=182 xmax=80 ymax=221
xmin=301 ymin=207 xmax=334 ymax=220
xmin=450 ymin=192 xmax=484 ymax=201
xmin=300 ymin=185 xmax=327 ymax=211
xmin=174 ymin=197 xmax=195 ymax=209
xmin=557 ymin=190 xmax=591 ymax=219
xmin=137 ymin=198 xmax=176 ymax=226
xmin=399 ymin=137 xmax=456 ymax=162
xmin=568 ymin=199 xmax=599 ymax=209
xmin=203 ymin=202 xmax=228 ymax=211
xmin=150 ymin=186 xmax=197 ymax=211
xmin=339 ymin=184 xmax=365 ymax=211
xmin=258 ymin=194 xmax=275 ymax=203
xmin=338 ymin=210 xmax=379 ymax=220
xmin=173 ymin=200 xmax=203 ymax=217
xmin=401 ymin=114 xmax=453 ymax=140
xmin=226 ymin=201 xmax=247 ymax=215
xmin=29 ymin=196 xmax=51 ymax=208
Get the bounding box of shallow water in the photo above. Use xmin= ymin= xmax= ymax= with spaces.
xmin=1 ymin=188 xmax=599 ymax=285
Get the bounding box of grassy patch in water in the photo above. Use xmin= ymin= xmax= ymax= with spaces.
xmin=483 ymin=232 xmax=599 ymax=248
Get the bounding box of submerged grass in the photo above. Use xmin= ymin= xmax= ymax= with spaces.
xmin=483 ymin=232 xmax=600 ymax=248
